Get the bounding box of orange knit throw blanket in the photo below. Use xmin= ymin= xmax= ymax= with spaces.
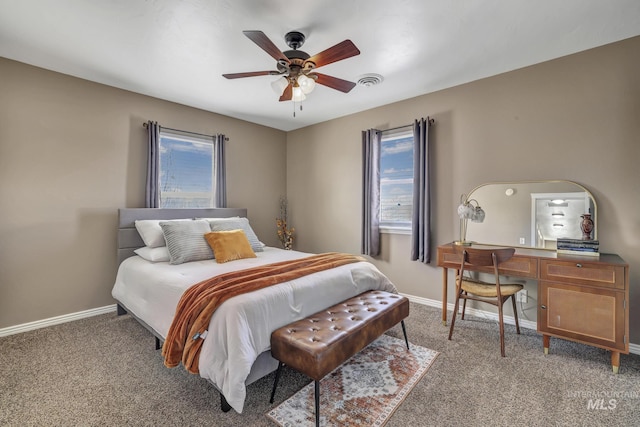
xmin=162 ymin=252 xmax=365 ymax=373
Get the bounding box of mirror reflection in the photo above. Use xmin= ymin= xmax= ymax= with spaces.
xmin=464 ymin=181 xmax=597 ymax=249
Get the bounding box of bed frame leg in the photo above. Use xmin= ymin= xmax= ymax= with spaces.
xmin=220 ymin=393 xmax=231 ymax=412
xmin=155 ymin=337 xmax=162 ymax=350
xmin=116 ymin=304 xmax=127 ymax=316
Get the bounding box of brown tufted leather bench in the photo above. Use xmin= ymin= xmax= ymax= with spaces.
xmin=269 ymin=290 xmax=409 ymax=427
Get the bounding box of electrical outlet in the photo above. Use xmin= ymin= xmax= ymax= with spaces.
xmin=517 ymin=290 xmax=528 ymax=303
xmin=519 ymin=237 xmax=526 ymax=245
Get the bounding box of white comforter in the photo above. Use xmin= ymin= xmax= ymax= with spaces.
xmin=111 ymin=247 xmax=397 ymax=413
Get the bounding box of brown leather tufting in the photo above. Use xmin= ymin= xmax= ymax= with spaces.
xmin=270 ymin=290 xmax=409 ymax=381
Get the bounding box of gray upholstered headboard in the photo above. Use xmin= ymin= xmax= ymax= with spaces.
xmin=117 ymin=208 xmax=248 ymax=265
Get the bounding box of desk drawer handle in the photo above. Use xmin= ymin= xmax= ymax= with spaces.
xmin=576 ymin=263 xmax=582 ymax=268
xmin=541 ymin=305 xmax=547 ymax=310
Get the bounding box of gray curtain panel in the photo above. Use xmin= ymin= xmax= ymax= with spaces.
xmin=214 ymin=134 xmax=227 ymax=208
xmin=361 ymin=129 xmax=381 ymax=256
xmin=411 ymin=117 xmax=432 ymax=263
xmin=145 ymin=120 xmax=160 ymax=208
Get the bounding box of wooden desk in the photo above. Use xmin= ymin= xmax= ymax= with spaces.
xmin=437 ymin=243 xmax=630 ymax=373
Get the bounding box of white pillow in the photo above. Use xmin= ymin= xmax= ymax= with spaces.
xmin=196 ymin=216 xmax=240 ymax=222
xmin=208 ymin=217 xmax=263 ymax=252
xmin=160 ymin=219 xmax=214 ymax=265
xmin=134 ymin=246 xmax=170 ymax=263
xmin=134 ymin=218 xmax=191 ymax=248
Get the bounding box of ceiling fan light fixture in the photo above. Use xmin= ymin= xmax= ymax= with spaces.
xmin=271 ymin=76 xmax=289 ymax=95
xmin=297 ymin=74 xmax=316 ymax=94
xmin=224 ymin=31 xmax=361 ymax=104
xmin=292 ymin=86 xmax=306 ymax=102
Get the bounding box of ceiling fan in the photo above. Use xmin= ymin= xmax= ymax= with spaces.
xmin=223 ymin=30 xmax=360 ymax=102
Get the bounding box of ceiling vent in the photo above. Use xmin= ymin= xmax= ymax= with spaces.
xmin=357 ymin=73 xmax=384 ymax=87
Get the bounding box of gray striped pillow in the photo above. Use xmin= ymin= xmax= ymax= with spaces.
xmin=208 ymin=218 xmax=264 ymax=252
xmin=160 ymin=219 xmax=213 ymax=265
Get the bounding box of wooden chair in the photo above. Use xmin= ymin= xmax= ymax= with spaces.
xmin=447 ymin=246 xmax=523 ymax=357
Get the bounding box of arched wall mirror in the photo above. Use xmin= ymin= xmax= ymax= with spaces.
xmin=464 ymin=180 xmax=597 ymax=250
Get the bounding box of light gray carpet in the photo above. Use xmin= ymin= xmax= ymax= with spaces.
xmin=1 ymin=303 xmax=639 ymax=426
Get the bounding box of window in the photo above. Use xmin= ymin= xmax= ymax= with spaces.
xmin=158 ymin=129 xmax=216 ymax=208
xmin=379 ymin=128 xmax=414 ymax=231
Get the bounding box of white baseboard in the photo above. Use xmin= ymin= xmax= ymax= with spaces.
xmin=400 ymin=292 xmax=639 ymax=356
xmin=0 ymin=304 xmax=117 ymax=337
xmin=2 ymin=296 xmax=639 ymax=357
xmin=400 ymin=293 xmax=537 ymax=330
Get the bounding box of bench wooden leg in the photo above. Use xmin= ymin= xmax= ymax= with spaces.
xmin=314 ymin=379 xmax=320 ymax=427
xmin=401 ymin=320 xmax=409 ymax=350
xmin=270 ymin=362 xmax=284 ymax=403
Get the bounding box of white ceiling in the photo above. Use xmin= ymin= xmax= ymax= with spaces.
xmin=2 ymin=0 xmax=639 ymax=131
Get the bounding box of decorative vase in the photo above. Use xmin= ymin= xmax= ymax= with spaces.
xmin=580 ymin=213 xmax=594 ymax=240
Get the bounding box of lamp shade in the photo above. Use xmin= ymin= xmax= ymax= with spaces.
xmin=270 ymin=77 xmax=289 ymax=95
xmin=471 ymin=206 xmax=485 ymax=223
xmin=455 ymin=196 xmax=485 ymax=245
xmin=292 ymin=86 xmax=306 ymax=102
xmin=297 ymin=74 xmax=316 ymax=94
xmin=457 ymin=203 xmax=474 ymax=219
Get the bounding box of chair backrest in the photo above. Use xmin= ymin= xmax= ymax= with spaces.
xmin=453 ymin=246 xmax=516 ymax=277
xmin=456 ymin=246 xmax=515 ymax=267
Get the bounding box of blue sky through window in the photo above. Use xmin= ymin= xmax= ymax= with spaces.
xmin=380 ymin=133 xmax=414 ymax=224
xmin=158 ymin=136 xmax=213 ymax=207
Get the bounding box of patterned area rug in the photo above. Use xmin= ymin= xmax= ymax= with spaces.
xmin=266 ymin=334 xmax=439 ymax=427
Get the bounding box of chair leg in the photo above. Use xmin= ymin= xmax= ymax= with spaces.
xmin=461 ymin=291 xmax=468 ymax=320
xmin=269 ymin=362 xmax=284 ymax=403
xmin=498 ymin=301 xmax=506 ymax=357
xmin=511 ymin=295 xmax=521 ymax=334
xmin=448 ymin=289 xmax=462 ymax=340
xmin=314 ymin=380 xmax=320 ymax=427
xmin=400 ymin=320 xmax=409 ymax=350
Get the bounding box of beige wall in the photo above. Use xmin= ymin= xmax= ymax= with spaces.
xmin=0 ymin=58 xmax=287 ymax=328
xmin=2 ymin=36 xmax=639 ymax=345
xmin=286 ymin=36 xmax=640 ymax=343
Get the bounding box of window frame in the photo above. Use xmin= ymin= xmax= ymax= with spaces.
xmin=379 ymin=127 xmax=414 ymax=234
xmin=157 ymin=128 xmax=217 ymax=208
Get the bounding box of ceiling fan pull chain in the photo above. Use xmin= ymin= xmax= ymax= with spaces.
xmin=292 ymin=101 xmax=303 ymax=117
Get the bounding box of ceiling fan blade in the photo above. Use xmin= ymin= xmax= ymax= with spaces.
xmin=305 ymin=40 xmax=360 ymax=68
xmin=222 ymin=71 xmax=276 ymax=79
xmin=314 ymin=73 xmax=357 ymax=93
xmin=279 ymin=83 xmax=293 ymax=101
xmin=243 ymin=30 xmax=290 ymax=64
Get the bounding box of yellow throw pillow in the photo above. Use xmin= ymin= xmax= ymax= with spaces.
xmin=204 ymin=229 xmax=257 ymax=263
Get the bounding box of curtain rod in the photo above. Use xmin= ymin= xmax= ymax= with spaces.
xmin=381 ymin=118 xmax=435 ymax=133
xmin=143 ymin=122 xmax=229 ymax=141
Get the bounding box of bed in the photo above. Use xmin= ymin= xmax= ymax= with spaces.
xmin=112 ymin=208 xmax=397 ymax=414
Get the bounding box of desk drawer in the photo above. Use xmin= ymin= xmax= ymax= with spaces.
xmin=538 ymin=281 xmax=626 ymax=351
xmin=439 ymin=252 xmax=537 ymax=278
xmin=540 ymin=259 xmax=625 ymax=289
